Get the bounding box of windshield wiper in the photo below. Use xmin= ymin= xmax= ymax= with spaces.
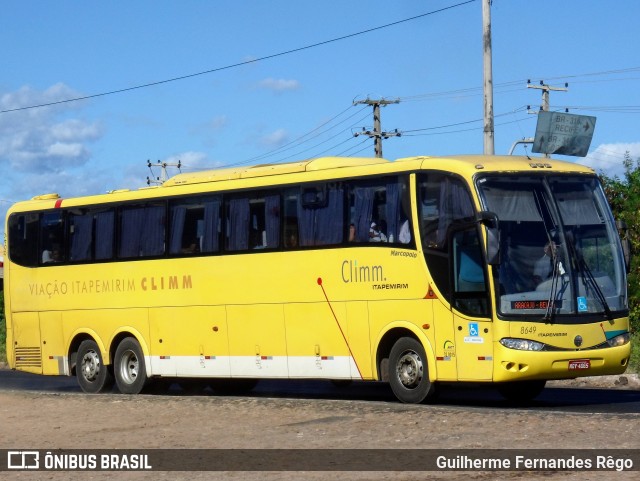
xmin=543 ymin=246 xmax=569 ymax=323
xmin=565 ymin=233 xmax=613 ymax=320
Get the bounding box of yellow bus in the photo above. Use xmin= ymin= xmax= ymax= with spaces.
xmin=4 ymin=155 xmax=631 ymax=403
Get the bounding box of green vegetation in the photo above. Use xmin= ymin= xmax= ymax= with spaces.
xmin=600 ymin=152 xmax=640 ymax=373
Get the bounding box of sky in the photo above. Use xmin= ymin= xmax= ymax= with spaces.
xmin=1 ymin=0 xmax=639 ymax=233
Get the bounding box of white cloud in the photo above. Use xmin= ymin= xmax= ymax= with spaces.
xmin=0 ymin=83 xmax=103 ymax=173
xmin=260 ymin=128 xmax=289 ymax=148
xmin=47 ymin=142 xmax=86 ymax=158
xmin=50 ymin=119 xmax=102 ymax=142
xmin=582 ymin=142 xmax=640 ymax=178
xmin=164 ymin=151 xmax=209 ymax=171
xmin=257 ymin=77 xmax=300 ymax=93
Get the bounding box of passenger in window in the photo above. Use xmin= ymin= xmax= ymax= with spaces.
xmin=250 ymin=229 xmax=265 ymax=249
xmin=286 ymin=231 xmax=298 ymax=248
xmin=43 ymin=246 xmax=61 ymax=263
xmin=182 ymin=242 xmax=198 ymax=254
xmin=349 ymin=223 xmax=356 ymax=242
xmin=369 ymin=221 xmax=387 ymax=242
xmin=398 ymin=219 xmax=411 ymax=244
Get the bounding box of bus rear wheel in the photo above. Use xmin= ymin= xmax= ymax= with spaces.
xmin=76 ymin=340 xmax=113 ymax=393
xmin=114 ymin=337 xmax=148 ymax=394
xmin=388 ymin=337 xmax=436 ymax=404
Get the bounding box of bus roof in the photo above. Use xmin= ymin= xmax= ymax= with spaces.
xmin=162 ymin=156 xmax=391 ymax=186
xmin=9 ymin=154 xmax=596 ymax=212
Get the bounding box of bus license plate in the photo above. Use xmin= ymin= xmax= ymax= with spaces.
xmin=568 ymin=359 xmax=590 ymax=370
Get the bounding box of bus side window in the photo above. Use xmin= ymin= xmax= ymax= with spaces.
xmin=40 ymin=211 xmax=65 ymax=264
xmin=419 ymin=173 xmax=476 ymax=304
xmin=8 ymin=213 xmax=39 ymax=267
xmin=68 ymin=208 xmax=115 ymax=262
xmin=452 ymin=228 xmax=490 ymax=317
xmin=283 ymin=189 xmax=300 ymax=248
xmin=348 ymin=176 xmax=413 ymax=245
xmin=225 ymin=193 xmax=280 ymax=252
xmin=69 ymin=211 xmax=93 ymax=261
xmin=169 ymin=196 xmax=222 ymax=255
xmin=297 ymin=183 xmax=344 ymax=247
xmin=119 ymin=203 xmax=166 ymax=258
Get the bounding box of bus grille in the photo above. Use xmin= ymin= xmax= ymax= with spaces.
xmin=14 ymin=347 xmax=42 ymax=368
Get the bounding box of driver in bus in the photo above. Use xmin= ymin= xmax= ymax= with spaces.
xmin=533 ymin=241 xmax=556 ymax=285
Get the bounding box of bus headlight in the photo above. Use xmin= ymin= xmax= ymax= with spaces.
xmin=606 ymin=333 xmax=630 ymax=347
xmin=500 ymin=338 xmax=545 ymax=351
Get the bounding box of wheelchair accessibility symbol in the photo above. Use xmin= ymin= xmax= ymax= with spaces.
xmin=468 ymin=322 xmax=479 ymax=337
xmin=577 ymin=297 xmax=588 ymax=312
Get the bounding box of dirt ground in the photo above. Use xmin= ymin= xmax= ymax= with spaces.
xmin=0 ymin=371 xmax=639 ymax=481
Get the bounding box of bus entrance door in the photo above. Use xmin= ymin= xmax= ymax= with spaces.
xmin=450 ymin=228 xmax=494 ymax=380
xmin=432 ymin=300 xmax=457 ymax=381
xmin=453 ymin=313 xmax=493 ymax=381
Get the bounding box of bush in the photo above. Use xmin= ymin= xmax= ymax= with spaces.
xmin=600 ymin=152 xmax=640 ymax=372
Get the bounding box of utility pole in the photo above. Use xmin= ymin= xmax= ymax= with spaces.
xmin=147 ymin=159 xmax=182 ymax=185
xmin=482 ymin=0 xmax=494 ymax=155
xmin=353 ymin=98 xmax=401 ymax=158
xmin=527 ymin=80 xmax=569 ymax=157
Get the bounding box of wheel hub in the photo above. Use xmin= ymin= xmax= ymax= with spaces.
xmin=81 ymin=350 xmax=100 ymax=382
xmin=119 ymin=350 xmax=139 ymax=384
xmin=396 ymin=350 xmax=423 ymax=388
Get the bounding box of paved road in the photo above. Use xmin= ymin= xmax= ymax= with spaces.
xmin=1 ymin=368 xmax=639 ymax=415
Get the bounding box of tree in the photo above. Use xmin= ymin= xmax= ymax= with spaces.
xmin=600 ymin=151 xmax=640 ymax=337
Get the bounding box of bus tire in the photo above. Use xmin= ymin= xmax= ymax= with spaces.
xmin=114 ymin=337 xmax=148 ymax=394
xmin=497 ymin=380 xmax=546 ymax=403
xmin=76 ymin=340 xmax=113 ymax=393
xmin=388 ymin=337 xmax=436 ymax=404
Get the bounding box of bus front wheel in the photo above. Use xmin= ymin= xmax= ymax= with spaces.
xmin=388 ymin=337 xmax=436 ymax=404
xmin=114 ymin=337 xmax=148 ymax=394
xmin=76 ymin=340 xmax=113 ymax=393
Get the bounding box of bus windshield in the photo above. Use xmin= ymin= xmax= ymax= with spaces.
xmin=477 ymin=174 xmax=627 ymax=320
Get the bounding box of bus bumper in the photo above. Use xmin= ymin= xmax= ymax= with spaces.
xmin=492 ymin=342 xmax=631 ymax=383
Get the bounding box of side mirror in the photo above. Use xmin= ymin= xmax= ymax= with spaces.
xmin=616 ymin=219 xmax=632 ymax=274
xmin=476 ymin=211 xmax=500 ymax=265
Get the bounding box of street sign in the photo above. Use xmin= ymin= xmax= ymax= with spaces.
xmin=532 ymin=111 xmax=596 ymax=157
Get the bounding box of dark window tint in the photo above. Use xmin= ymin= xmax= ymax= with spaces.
xmin=348 ymin=177 xmax=412 ymax=245
xmin=452 ymin=228 xmax=489 ymax=317
xmin=296 ymin=183 xmax=344 ymax=247
xmin=419 ymin=173 xmax=476 ymax=304
xmin=68 ymin=208 xmax=115 ymax=262
xmin=8 ymin=213 xmax=39 ymax=267
xmin=119 ymin=203 xmax=165 ymax=258
xmin=225 ymin=193 xmax=280 ymax=251
xmin=169 ymin=196 xmax=221 ymax=255
xmin=40 ymin=212 xmax=65 ymax=264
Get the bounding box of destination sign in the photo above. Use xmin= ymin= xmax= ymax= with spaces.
xmin=511 ymin=300 xmax=561 ymax=310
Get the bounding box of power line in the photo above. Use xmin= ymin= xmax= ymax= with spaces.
xmin=229 ymin=105 xmax=369 ymax=166
xmin=0 ymin=0 xmax=477 ymax=115
xmin=397 ymin=66 xmax=640 ymax=104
